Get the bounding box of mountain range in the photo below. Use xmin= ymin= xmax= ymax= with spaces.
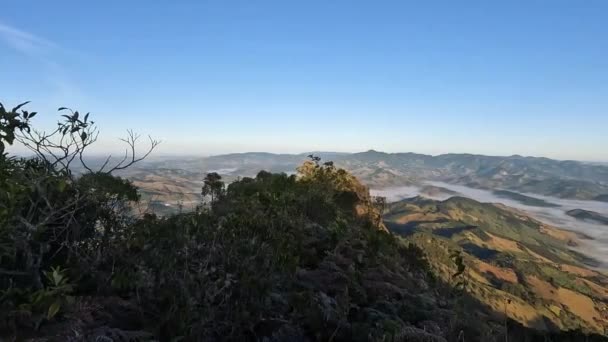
xmin=70 ymin=150 xmax=608 ymax=338
xmin=115 ymin=151 xmax=608 ymax=211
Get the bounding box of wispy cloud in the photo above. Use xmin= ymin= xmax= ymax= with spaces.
xmin=0 ymin=20 xmax=85 ymax=109
xmin=0 ymin=21 xmax=57 ymax=57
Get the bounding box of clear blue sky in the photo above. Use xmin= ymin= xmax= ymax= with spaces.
xmin=1 ymin=1 xmax=607 ymax=160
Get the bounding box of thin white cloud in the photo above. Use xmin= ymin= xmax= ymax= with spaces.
xmin=0 ymin=20 xmax=85 ymax=109
xmin=0 ymin=21 xmax=57 ymax=57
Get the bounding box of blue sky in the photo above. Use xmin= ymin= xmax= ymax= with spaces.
xmin=1 ymin=1 xmax=607 ymax=160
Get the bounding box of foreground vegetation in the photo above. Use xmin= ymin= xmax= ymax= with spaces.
xmin=1 ymin=102 xmax=607 ymax=341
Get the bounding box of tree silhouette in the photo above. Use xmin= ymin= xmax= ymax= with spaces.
xmin=202 ymin=172 xmax=224 ymax=204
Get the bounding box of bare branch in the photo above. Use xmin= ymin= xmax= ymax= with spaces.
xmin=104 ymin=131 xmax=161 ymax=173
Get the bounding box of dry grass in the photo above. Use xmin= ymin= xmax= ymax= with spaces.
xmin=523 ymin=269 xmax=604 ymax=330
xmin=485 ymin=232 xmax=521 ymax=253
xmin=549 ymin=304 xmax=562 ymax=317
xmin=446 ymin=209 xmax=469 ymax=221
xmin=580 ymin=279 xmax=608 ymax=300
xmin=539 ymin=224 xmax=580 ymax=244
xmin=560 ymin=264 xmax=599 ymax=278
xmin=525 ymin=275 xmax=558 ymax=301
xmin=474 ymin=260 xmax=518 ymax=283
xmin=557 ymin=287 xmax=601 ymax=329
xmin=462 ymin=231 xmax=486 ymax=246
xmin=393 ymin=212 xmax=444 ymax=224
xmin=475 ymin=286 xmax=544 ymax=329
xmin=468 ymin=269 xmax=492 ymax=285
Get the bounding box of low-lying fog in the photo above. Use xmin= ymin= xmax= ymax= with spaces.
xmin=372 ymin=182 xmax=608 ymax=268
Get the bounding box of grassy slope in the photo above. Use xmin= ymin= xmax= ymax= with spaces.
xmin=385 ymin=196 xmax=608 ymax=333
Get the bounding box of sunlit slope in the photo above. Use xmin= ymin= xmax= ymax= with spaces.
xmin=385 ymin=196 xmax=608 ymax=333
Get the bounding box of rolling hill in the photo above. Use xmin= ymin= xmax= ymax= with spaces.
xmin=384 ymin=196 xmax=608 ymax=333
xmin=117 ymin=151 xmax=608 ymax=204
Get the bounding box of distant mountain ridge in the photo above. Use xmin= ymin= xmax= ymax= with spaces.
xmin=178 ymin=150 xmax=608 ymax=201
